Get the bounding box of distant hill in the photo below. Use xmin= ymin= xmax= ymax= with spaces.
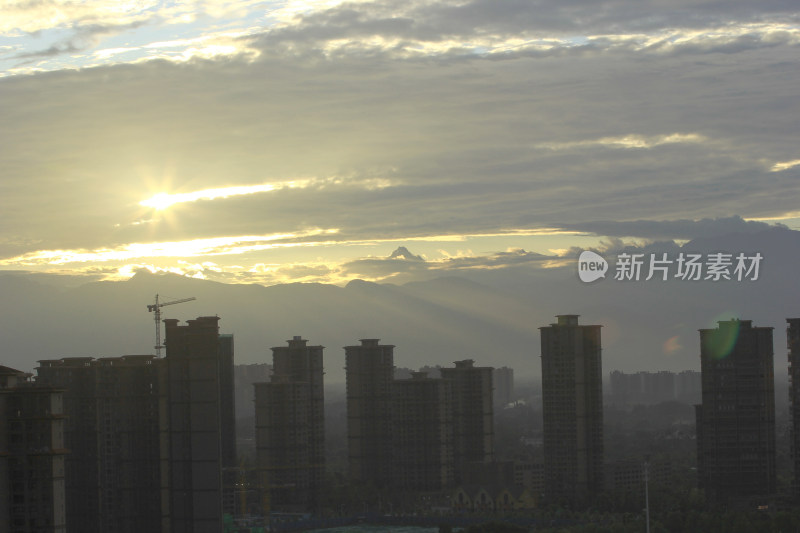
xmin=0 ymin=228 xmax=797 ymax=383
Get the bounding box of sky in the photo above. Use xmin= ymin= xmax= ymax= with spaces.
xmin=1 ymin=0 xmax=799 ymax=287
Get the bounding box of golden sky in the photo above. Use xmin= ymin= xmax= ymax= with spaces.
xmin=1 ymin=0 xmax=798 ymax=286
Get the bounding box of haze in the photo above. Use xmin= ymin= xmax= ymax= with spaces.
xmin=0 ymin=1 xmax=798 ymax=376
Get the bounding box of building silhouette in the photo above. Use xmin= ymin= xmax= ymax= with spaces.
xmin=255 ymin=336 xmax=325 ymax=512
xmin=162 ymin=315 xmax=232 ymax=533
xmin=36 ymin=355 xmax=168 ymax=533
xmin=696 ymin=319 xmax=776 ymax=505
xmin=540 ymin=315 xmax=604 ymax=507
xmin=37 ymin=356 xmax=163 ymax=533
xmin=440 ymin=359 xmax=494 ymax=483
xmin=789 ymin=318 xmax=800 ymax=496
xmin=392 ymin=371 xmax=454 ymax=491
xmin=255 ymin=377 xmax=313 ymax=512
xmin=609 ymin=370 xmax=678 ymax=406
xmin=675 ymin=370 xmax=702 ymax=404
xmin=608 ymin=370 xmax=637 ymax=406
xmin=33 ymin=316 xmax=234 ymax=533
xmin=493 ymin=366 xmax=514 ymax=409
xmin=0 ymin=366 xmax=67 ymax=533
xmin=345 ymin=339 xmax=395 ymax=487
xmin=218 ymin=334 xmax=237 ymax=469
xmin=234 ymin=363 xmax=273 ymax=419
xmin=345 ymin=343 xmax=495 ymax=495
xmin=35 ymin=357 xmax=101 ymax=532
xmin=96 ymin=356 xmax=162 ymax=533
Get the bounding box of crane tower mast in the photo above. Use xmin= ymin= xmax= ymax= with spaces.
xmin=146 ymin=294 xmax=197 ymax=357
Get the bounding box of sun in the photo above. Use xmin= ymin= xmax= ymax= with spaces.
xmin=140 ymin=193 xmax=175 ymax=211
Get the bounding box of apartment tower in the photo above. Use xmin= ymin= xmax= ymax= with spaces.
xmin=492 ymin=367 xmax=514 ymax=409
xmin=790 ymin=318 xmax=800 ymax=496
xmin=392 ymin=371 xmax=454 ymax=491
xmin=696 ymin=319 xmax=776 ymax=505
xmin=345 ymin=339 xmax=394 ymax=487
xmin=439 ymin=359 xmax=494 ymax=483
xmin=540 ymin=315 xmax=604 ymax=507
xmin=36 ymin=355 xmax=164 ymax=532
xmin=255 ymin=336 xmax=324 ymax=512
xmin=162 ymin=316 xmax=231 ymax=533
xmin=0 ymin=366 xmax=67 ymax=533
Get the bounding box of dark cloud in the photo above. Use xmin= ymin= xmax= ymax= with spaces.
xmin=274 ymin=0 xmax=797 ymax=40
xmin=556 ymin=216 xmax=788 ymax=241
xmin=342 ymin=247 xmax=553 ymax=282
xmin=564 ymin=238 xmax=683 ymax=259
xmin=439 ymin=249 xmax=552 ymax=269
xmin=247 ymin=0 xmax=799 ymax=64
xmin=342 ymin=256 xmax=429 ymax=280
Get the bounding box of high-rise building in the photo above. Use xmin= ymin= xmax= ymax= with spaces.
xmin=36 ymin=357 xmax=100 ymax=532
xmin=256 ymin=336 xmax=325 ymax=512
xmin=96 ymin=356 xmax=162 ymax=533
xmin=218 ymin=334 xmax=237 ymax=469
xmin=440 ymin=359 xmax=494 ymax=482
xmin=392 ymin=371 xmax=454 ymax=491
xmin=345 ymin=339 xmax=394 ymax=487
xmin=162 ymin=316 xmax=229 ymax=533
xmin=36 ymin=356 xmax=162 ymax=533
xmin=255 ymin=377 xmax=313 ymax=512
xmin=0 ymin=366 xmax=67 ymax=533
xmin=696 ymin=319 xmax=775 ymax=505
xmin=540 ymin=315 xmax=604 ymax=507
xmin=493 ymin=367 xmax=514 ymax=408
xmin=34 ymin=316 xmax=234 ymax=533
xmin=789 ymin=318 xmax=800 ymax=496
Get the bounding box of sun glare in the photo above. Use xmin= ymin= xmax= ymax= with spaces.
xmin=138 ymin=176 xmax=402 ymax=211
xmin=143 ymin=193 xmax=175 ymax=210
xmin=138 ymin=182 xmax=302 ymax=210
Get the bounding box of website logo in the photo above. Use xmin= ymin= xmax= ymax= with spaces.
xmin=578 ymin=251 xmax=608 ymax=283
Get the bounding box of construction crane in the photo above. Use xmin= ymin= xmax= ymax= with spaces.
xmin=147 ymin=294 xmax=196 ymax=357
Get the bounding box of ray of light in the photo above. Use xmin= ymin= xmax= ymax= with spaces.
xmin=0 ymin=228 xmax=339 ymax=265
xmin=140 ymin=180 xmax=307 ymax=210
xmin=139 ymin=175 xmax=399 ymax=210
xmin=0 ymin=228 xmax=581 ymax=266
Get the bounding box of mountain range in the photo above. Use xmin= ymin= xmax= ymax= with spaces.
xmin=0 ymin=228 xmax=797 ymax=384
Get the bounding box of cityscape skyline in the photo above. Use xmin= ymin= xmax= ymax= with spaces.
xmin=1 ymin=0 xmax=798 ymax=530
xmin=4 ymin=311 xmax=799 ymax=531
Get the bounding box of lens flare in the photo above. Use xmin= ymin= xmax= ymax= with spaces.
xmin=702 ymin=316 xmax=741 ymax=359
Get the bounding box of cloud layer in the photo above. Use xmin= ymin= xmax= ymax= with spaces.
xmin=0 ymin=0 xmax=797 ymax=283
